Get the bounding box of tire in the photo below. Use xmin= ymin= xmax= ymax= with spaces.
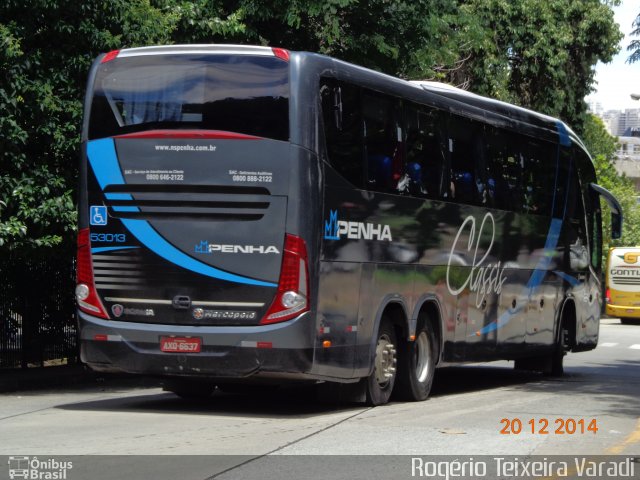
xmin=544 ymin=320 xmax=570 ymax=377
xmin=163 ymin=378 xmax=215 ymax=400
xmin=514 ymin=319 xmax=568 ymax=376
xmin=620 ymin=317 xmax=640 ymax=325
xmin=365 ymin=318 xmax=397 ymax=406
xmin=394 ymin=320 xmax=437 ymax=401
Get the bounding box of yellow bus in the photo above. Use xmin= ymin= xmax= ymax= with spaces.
xmin=605 ymin=247 xmax=640 ymax=324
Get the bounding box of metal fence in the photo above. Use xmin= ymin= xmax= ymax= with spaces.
xmin=0 ymin=251 xmax=78 ymax=369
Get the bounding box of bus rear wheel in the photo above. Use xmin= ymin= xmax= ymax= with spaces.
xmin=394 ymin=320 xmax=436 ymax=401
xmin=365 ymin=318 xmax=397 ymax=406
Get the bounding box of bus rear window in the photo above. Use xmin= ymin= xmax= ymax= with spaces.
xmin=88 ymin=54 xmax=289 ymax=141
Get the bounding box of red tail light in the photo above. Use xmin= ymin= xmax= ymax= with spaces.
xmin=76 ymin=228 xmax=109 ymax=319
xmin=605 ymin=288 xmax=611 ymax=304
xmin=101 ymin=50 xmax=120 ymax=63
xmin=261 ymin=234 xmax=309 ymax=324
xmin=271 ymin=47 xmax=290 ymax=62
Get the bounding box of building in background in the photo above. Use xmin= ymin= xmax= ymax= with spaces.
xmin=595 ymin=108 xmax=640 ymax=136
xmin=588 ymin=104 xmax=640 ymax=192
xmin=615 ymin=136 xmax=640 ymax=190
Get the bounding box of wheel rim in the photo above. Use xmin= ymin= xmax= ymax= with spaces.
xmin=415 ymin=331 xmax=431 ymax=383
xmin=374 ymin=333 xmax=397 ymax=387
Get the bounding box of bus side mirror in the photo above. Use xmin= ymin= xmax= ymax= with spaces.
xmin=591 ymin=183 xmax=623 ymax=239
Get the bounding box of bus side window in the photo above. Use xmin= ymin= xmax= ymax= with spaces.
xmin=486 ymin=127 xmax=523 ymax=212
xmin=521 ymin=137 xmax=555 ymax=216
xmin=320 ymin=79 xmax=364 ymax=188
xmin=448 ymin=116 xmax=485 ymax=206
xmin=575 ymin=150 xmax=602 ymax=271
xmin=564 ymin=157 xmax=589 ymax=270
xmin=404 ymin=103 xmax=446 ymax=200
xmin=363 ymin=91 xmax=403 ymax=194
xmin=553 ymin=147 xmax=571 ymax=219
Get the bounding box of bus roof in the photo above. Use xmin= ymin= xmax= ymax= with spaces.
xmin=410 ymin=80 xmax=587 ymax=154
xmin=102 ymin=44 xmax=591 ymax=158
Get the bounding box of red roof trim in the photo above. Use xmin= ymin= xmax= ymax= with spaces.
xmin=114 ymin=130 xmax=261 ymax=140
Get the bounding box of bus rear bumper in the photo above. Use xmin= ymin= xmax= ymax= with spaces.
xmin=77 ymin=310 xmax=314 ymax=380
xmin=605 ymin=304 xmax=640 ymax=319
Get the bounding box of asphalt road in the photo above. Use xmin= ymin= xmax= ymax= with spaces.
xmin=1 ymin=318 xmax=639 ymax=479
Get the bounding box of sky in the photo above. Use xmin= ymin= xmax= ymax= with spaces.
xmin=586 ymin=0 xmax=640 ymax=111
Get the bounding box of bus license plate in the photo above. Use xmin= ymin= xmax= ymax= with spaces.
xmin=160 ymin=337 xmax=202 ymax=353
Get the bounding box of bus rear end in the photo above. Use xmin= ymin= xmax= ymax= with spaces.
xmin=77 ymin=46 xmax=314 ymax=383
xmin=605 ymin=247 xmax=640 ymax=324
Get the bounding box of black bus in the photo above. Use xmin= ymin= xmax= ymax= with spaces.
xmin=77 ymin=45 xmax=622 ymax=405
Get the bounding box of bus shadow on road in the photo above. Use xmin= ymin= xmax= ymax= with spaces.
xmin=55 ymin=363 xmax=541 ymax=417
xmin=509 ymin=358 xmax=640 ymax=418
xmin=429 ymin=364 xmax=541 ymax=397
xmin=55 ymin=383 xmax=368 ymax=419
xmin=55 ymin=359 xmax=640 ymax=417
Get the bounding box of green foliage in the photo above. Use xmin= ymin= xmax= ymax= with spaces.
xmin=0 ymin=0 xmax=626 ymax=254
xmin=460 ymin=0 xmax=622 ymax=132
xmin=0 ymin=0 xmax=176 ymax=251
xmin=627 ymin=12 xmax=640 ymax=63
xmin=582 ymin=114 xmax=640 ymax=254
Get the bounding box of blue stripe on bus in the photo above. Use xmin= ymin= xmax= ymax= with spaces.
xmin=473 ymin=218 xmax=564 ymax=336
xmin=112 ymin=206 xmax=140 ymax=212
xmin=552 ymin=271 xmax=580 ymax=286
xmin=105 ymin=193 xmax=133 ymax=200
xmin=556 ymin=122 xmax=571 ymax=147
xmin=86 ymin=139 xmax=277 ymax=288
xmin=91 ymin=246 xmax=140 ymax=254
xmin=87 ymin=138 xmax=126 ymax=189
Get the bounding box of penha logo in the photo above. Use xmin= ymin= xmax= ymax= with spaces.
xmin=194 ymin=241 xmax=279 ymax=254
xmin=323 ymin=210 xmax=392 ymax=242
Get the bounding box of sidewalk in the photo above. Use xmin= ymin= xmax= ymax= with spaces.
xmin=0 ymin=364 xmax=158 ymax=393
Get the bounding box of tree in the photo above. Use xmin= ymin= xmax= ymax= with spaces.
xmin=0 ymin=0 xmax=625 ymax=253
xmin=627 ymin=11 xmax=640 ymax=63
xmin=458 ymin=0 xmax=623 ymax=133
xmin=0 ymin=0 xmax=180 ymax=251
xmin=582 ymin=114 xmax=640 ymax=254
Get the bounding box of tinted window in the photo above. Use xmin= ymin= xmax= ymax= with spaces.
xmin=447 ymin=116 xmax=487 ymax=206
xmin=320 ymin=79 xmax=364 ymax=187
xmin=521 ymin=137 xmax=555 ymax=216
xmin=404 ymin=103 xmax=447 ymax=200
xmin=576 ymin=150 xmax=602 ymax=270
xmin=486 ymin=127 xmax=523 ymax=212
xmin=89 ymin=54 xmax=289 ymax=141
xmin=565 ymin=157 xmax=588 ymax=259
xmin=363 ymin=91 xmax=403 ymax=193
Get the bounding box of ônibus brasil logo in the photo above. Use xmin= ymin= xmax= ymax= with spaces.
xmin=324 ymin=210 xmax=392 ymax=242
xmin=8 ymin=456 xmax=73 ymax=479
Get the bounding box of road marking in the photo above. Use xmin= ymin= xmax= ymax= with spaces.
xmin=606 ymin=418 xmax=640 ymax=454
xmin=630 ymin=345 xmax=640 ymax=350
xmin=542 ymin=419 xmax=640 ymax=480
xmin=599 ymin=342 xmax=618 ymax=347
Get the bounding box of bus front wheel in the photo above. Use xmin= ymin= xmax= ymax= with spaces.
xmin=394 ymin=320 xmax=436 ymax=401
xmin=545 ymin=318 xmax=572 ymax=377
xmin=365 ymin=318 xmax=397 ymax=406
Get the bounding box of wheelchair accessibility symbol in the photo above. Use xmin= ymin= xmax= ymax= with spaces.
xmin=90 ymin=205 xmax=108 ymax=226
